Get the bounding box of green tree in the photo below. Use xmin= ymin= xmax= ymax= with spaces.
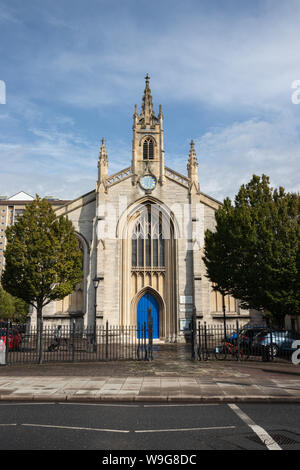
xmin=203 ymin=175 xmax=300 ymax=327
xmin=1 ymin=195 xmax=83 ymax=361
xmin=13 ymin=296 xmax=29 ymax=323
xmin=0 ymin=287 xmax=28 ymax=322
xmin=0 ymin=287 xmax=15 ymax=320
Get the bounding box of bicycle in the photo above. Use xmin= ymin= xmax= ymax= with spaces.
xmin=47 ymin=337 xmax=73 ymax=352
xmin=215 ymin=339 xmax=249 ymax=361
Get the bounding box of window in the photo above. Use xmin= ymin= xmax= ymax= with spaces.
xmin=143 ymin=137 xmax=154 ymax=160
xmin=132 ymin=208 xmax=165 ymax=268
xmin=15 ymin=209 xmax=25 ymax=218
xmin=210 ymin=285 xmax=237 ymax=313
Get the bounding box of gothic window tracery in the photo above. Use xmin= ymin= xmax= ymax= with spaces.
xmin=143 ymin=137 xmax=154 ymax=160
xmin=131 ymin=208 xmax=165 ymax=268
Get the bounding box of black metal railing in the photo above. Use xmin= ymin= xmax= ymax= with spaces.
xmin=191 ymin=317 xmax=300 ymax=364
xmin=0 ymin=320 xmax=153 ymax=365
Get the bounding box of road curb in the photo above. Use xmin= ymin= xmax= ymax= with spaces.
xmin=1 ymin=394 xmax=300 ymax=404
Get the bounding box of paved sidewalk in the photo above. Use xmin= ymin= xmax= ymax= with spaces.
xmin=0 ymin=345 xmax=300 ymax=403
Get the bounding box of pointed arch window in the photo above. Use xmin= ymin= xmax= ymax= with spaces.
xmin=131 ymin=208 xmax=165 ymax=268
xmin=143 ymin=137 xmax=154 ymax=160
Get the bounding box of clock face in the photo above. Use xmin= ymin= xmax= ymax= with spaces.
xmin=140 ymin=175 xmax=156 ymax=191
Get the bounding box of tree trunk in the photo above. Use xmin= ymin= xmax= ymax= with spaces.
xmin=37 ymin=306 xmax=43 ymax=364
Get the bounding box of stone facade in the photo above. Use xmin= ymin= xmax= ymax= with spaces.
xmin=39 ymin=76 xmax=262 ymax=339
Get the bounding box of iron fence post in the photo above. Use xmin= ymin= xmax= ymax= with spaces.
xmin=198 ymin=322 xmax=202 ymax=361
xmin=5 ymin=321 xmax=9 ymax=365
xmin=191 ymin=313 xmax=197 ymax=360
xmin=270 ymin=324 xmax=274 ymax=361
xmin=137 ymin=322 xmax=141 ymax=360
xmin=222 ymin=294 xmax=227 ymax=340
xmin=105 ymin=321 xmax=109 ymax=361
xmin=236 ymin=319 xmax=240 ymax=361
xmin=204 ymin=322 xmax=208 ymax=360
xmin=71 ymin=320 xmax=75 ymax=362
xmin=143 ymin=322 xmax=147 ymax=360
xmin=148 ymin=314 xmax=153 ymax=361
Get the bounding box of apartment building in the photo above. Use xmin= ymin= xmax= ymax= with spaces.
xmin=0 ymin=192 xmax=69 ymax=277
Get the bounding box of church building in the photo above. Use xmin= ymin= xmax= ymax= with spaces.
xmin=40 ymin=76 xmax=258 ymax=341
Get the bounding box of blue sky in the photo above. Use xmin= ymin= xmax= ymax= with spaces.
xmin=0 ymin=0 xmax=300 ymax=201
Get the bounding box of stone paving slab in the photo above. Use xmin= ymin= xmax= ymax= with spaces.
xmin=0 ymin=372 xmax=299 ymax=403
xmin=1 ymin=346 xmax=300 ymax=402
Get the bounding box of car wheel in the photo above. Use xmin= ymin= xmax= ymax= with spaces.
xmin=215 ymin=346 xmax=227 ymax=360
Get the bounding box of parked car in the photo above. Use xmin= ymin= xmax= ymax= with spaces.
xmin=0 ymin=328 xmax=22 ymax=351
xmin=251 ymin=329 xmax=298 ymax=358
xmin=276 ymin=331 xmax=300 ymax=357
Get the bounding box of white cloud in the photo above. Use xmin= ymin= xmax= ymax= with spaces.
xmin=190 ymin=114 xmax=300 ymax=201
xmin=22 ymin=1 xmax=300 ymax=113
xmin=1 ymin=0 xmax=300 ymax=201
xmin=0 ymin=127 xmax=98 ymax=199
xmin=0 ymin=123 xmax=133 ymax=199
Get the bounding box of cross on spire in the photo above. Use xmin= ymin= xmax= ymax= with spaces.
xmin=141 ymin=73 xmax=154 ymax=124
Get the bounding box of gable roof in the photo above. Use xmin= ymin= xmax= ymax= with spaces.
xmin=8 ymin=191 xmax=34 ymax=201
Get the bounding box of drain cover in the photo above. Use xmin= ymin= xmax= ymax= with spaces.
xmin=247 ymin=431 xmax=299 ymax=447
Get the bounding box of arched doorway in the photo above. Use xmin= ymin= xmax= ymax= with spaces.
xmin=137 ymin=292 xmax=159 ymax=338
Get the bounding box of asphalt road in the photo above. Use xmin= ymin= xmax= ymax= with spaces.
xmin=0 ymin=402 xmax=300 ymax=452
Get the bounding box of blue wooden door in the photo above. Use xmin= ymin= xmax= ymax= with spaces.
xmin=137 ymin=293 xmax=159 ymax=339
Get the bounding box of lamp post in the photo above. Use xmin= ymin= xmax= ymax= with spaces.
xmin=93 ymin=276 xmax=101 ymax=352
xmin=222 ymin=293 xmax=227 ymax=340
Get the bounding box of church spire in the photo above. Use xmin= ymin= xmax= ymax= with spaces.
xmin=140 ymin=73 xmax=155 ymax=125
xmin=98 ymin=137 xmax=108 ymax=183
xmin=187 ymin=140 xmax=200 ymax=192
xmin=99 ymin=137 xmax=108 ymax=162
xmin=131 ymin=75 xmax=164 ymax=185
xmin=188 ymin=140 xmax=197 ymax=169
